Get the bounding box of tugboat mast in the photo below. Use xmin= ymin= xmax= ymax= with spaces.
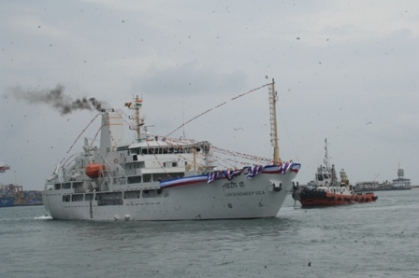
xmin=269 ymin=79 xmax=281 ymax=164
xmin=323 ymin=138 xmax=330 ymax=169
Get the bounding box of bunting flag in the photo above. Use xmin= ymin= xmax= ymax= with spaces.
xmin=211 ymin=145 xmax=272 ymax=164
xmin=207 ymin=169 xmax=244 ymax=183
xmin=158 ymin=162 xmax=301 ymax=189
xmin=290 ymin=163 xmax=301 ymax=173
xmin=283 ymin=162 xmax=292 ymax=173
xmin=245 ymin=162 xmax=302 ymax=178
xmin=261 ymin=164 xmax=284 ymax=174
xmin=163 ymin=137 xmax=273 ymax=165
xmin=225 ymin=169 xmax=244 ymax=180
xmin=246 ymin=165 xmax=264 ymax=179
xmin=225 ymin=169 xmax=235 ymax=181
xmin=160 ymin=175 xmax=208 ymax=189
xmin=165 ymin=82 xmax=272 ymax=138
xmin=207 ymin=171 xmax=220 ymax=183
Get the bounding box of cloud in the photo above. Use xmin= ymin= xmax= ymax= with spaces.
xmin=131 ymin=62 xmax=247 ymax=96
xmin=1 ymin=0 xmax=419 ymax=189
xmin=376 ymin=113 xmax=419 ymax=145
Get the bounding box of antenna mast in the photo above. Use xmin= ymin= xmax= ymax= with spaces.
xmin=269 ymin=79 xmax=281 ymax=164
xmin=125 ymin=95 xmax=144 ymax=141
xmin=182 ymin=102 xmax=186 ymax=139
xmin=323 ymin=138 xmax=329 ymax=169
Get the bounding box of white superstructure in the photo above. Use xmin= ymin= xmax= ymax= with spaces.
xmin=43 ymin=81 xmax=301 ymax=221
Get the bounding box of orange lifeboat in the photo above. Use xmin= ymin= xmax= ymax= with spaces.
xmin=85 ymin=163 xmax=105 ymax=178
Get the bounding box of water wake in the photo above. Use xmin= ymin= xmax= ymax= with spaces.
xmin=34 ymin=214 xmax=52 ymax=220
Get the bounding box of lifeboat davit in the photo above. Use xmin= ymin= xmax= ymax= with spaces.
xmin=85 ymin=163 xmax=105 ymax=178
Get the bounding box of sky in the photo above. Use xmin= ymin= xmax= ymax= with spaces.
xmin=1 ymin=0 xmax=418 ymax=190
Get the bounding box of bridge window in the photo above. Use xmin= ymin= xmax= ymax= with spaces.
xmin=127 ymin=176 xmax=142 ymax=184
xmin=85 ymin=194 xmax=94 ymax=201
xmin=71 ymin=194 xmax=83 ymax=202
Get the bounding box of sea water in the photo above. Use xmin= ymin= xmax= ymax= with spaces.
xmin=0 ymin=190 xmax=418 ymax=278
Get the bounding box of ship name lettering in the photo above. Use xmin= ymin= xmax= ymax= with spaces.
xmin=224 ymin=190 xmax=266 ymax=197
xmin=222 ymin=182 xmax=238 ymax=189
xmin=225 ymin=191 xmax=253 ymax=197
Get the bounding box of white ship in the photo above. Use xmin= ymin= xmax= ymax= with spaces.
xmin=42 ymin=81 xmax=301 ymax=221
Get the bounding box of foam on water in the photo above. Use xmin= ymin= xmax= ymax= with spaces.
xmin=34 ymin=214 xmax=52 ymax=220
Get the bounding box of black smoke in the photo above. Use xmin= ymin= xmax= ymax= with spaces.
xmin=5 ymin=85 xmax=103 ymax=115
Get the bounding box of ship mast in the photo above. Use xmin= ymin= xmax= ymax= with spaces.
xmin=269 ymin=79 xmax=281 ymax=164
xmin=125 ymin=95 xmax=144 ymax=141
xmin=323 ymin=138 xmax=330 ymax=169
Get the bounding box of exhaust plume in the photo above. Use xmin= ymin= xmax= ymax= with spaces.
xmin=5 ymin=85 xmax=103 ymax=115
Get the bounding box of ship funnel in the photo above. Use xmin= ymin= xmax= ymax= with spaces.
xmin=99 ymin=110 xmax=124 ymax=157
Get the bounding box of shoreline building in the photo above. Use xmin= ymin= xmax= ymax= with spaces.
xmin=391 ymin=165 xmax=411 ymax=189
xmin=354 ymin=165 xmax=411 ymax=192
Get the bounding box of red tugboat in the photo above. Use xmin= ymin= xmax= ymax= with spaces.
xmin=294 ymin=139 xmax=377 ymax=207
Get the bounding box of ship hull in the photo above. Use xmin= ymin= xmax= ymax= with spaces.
xmin=300 ymin=192 xmax=377 ymax=208
xmin=43 ymin=171 xmax=297 ymax=221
